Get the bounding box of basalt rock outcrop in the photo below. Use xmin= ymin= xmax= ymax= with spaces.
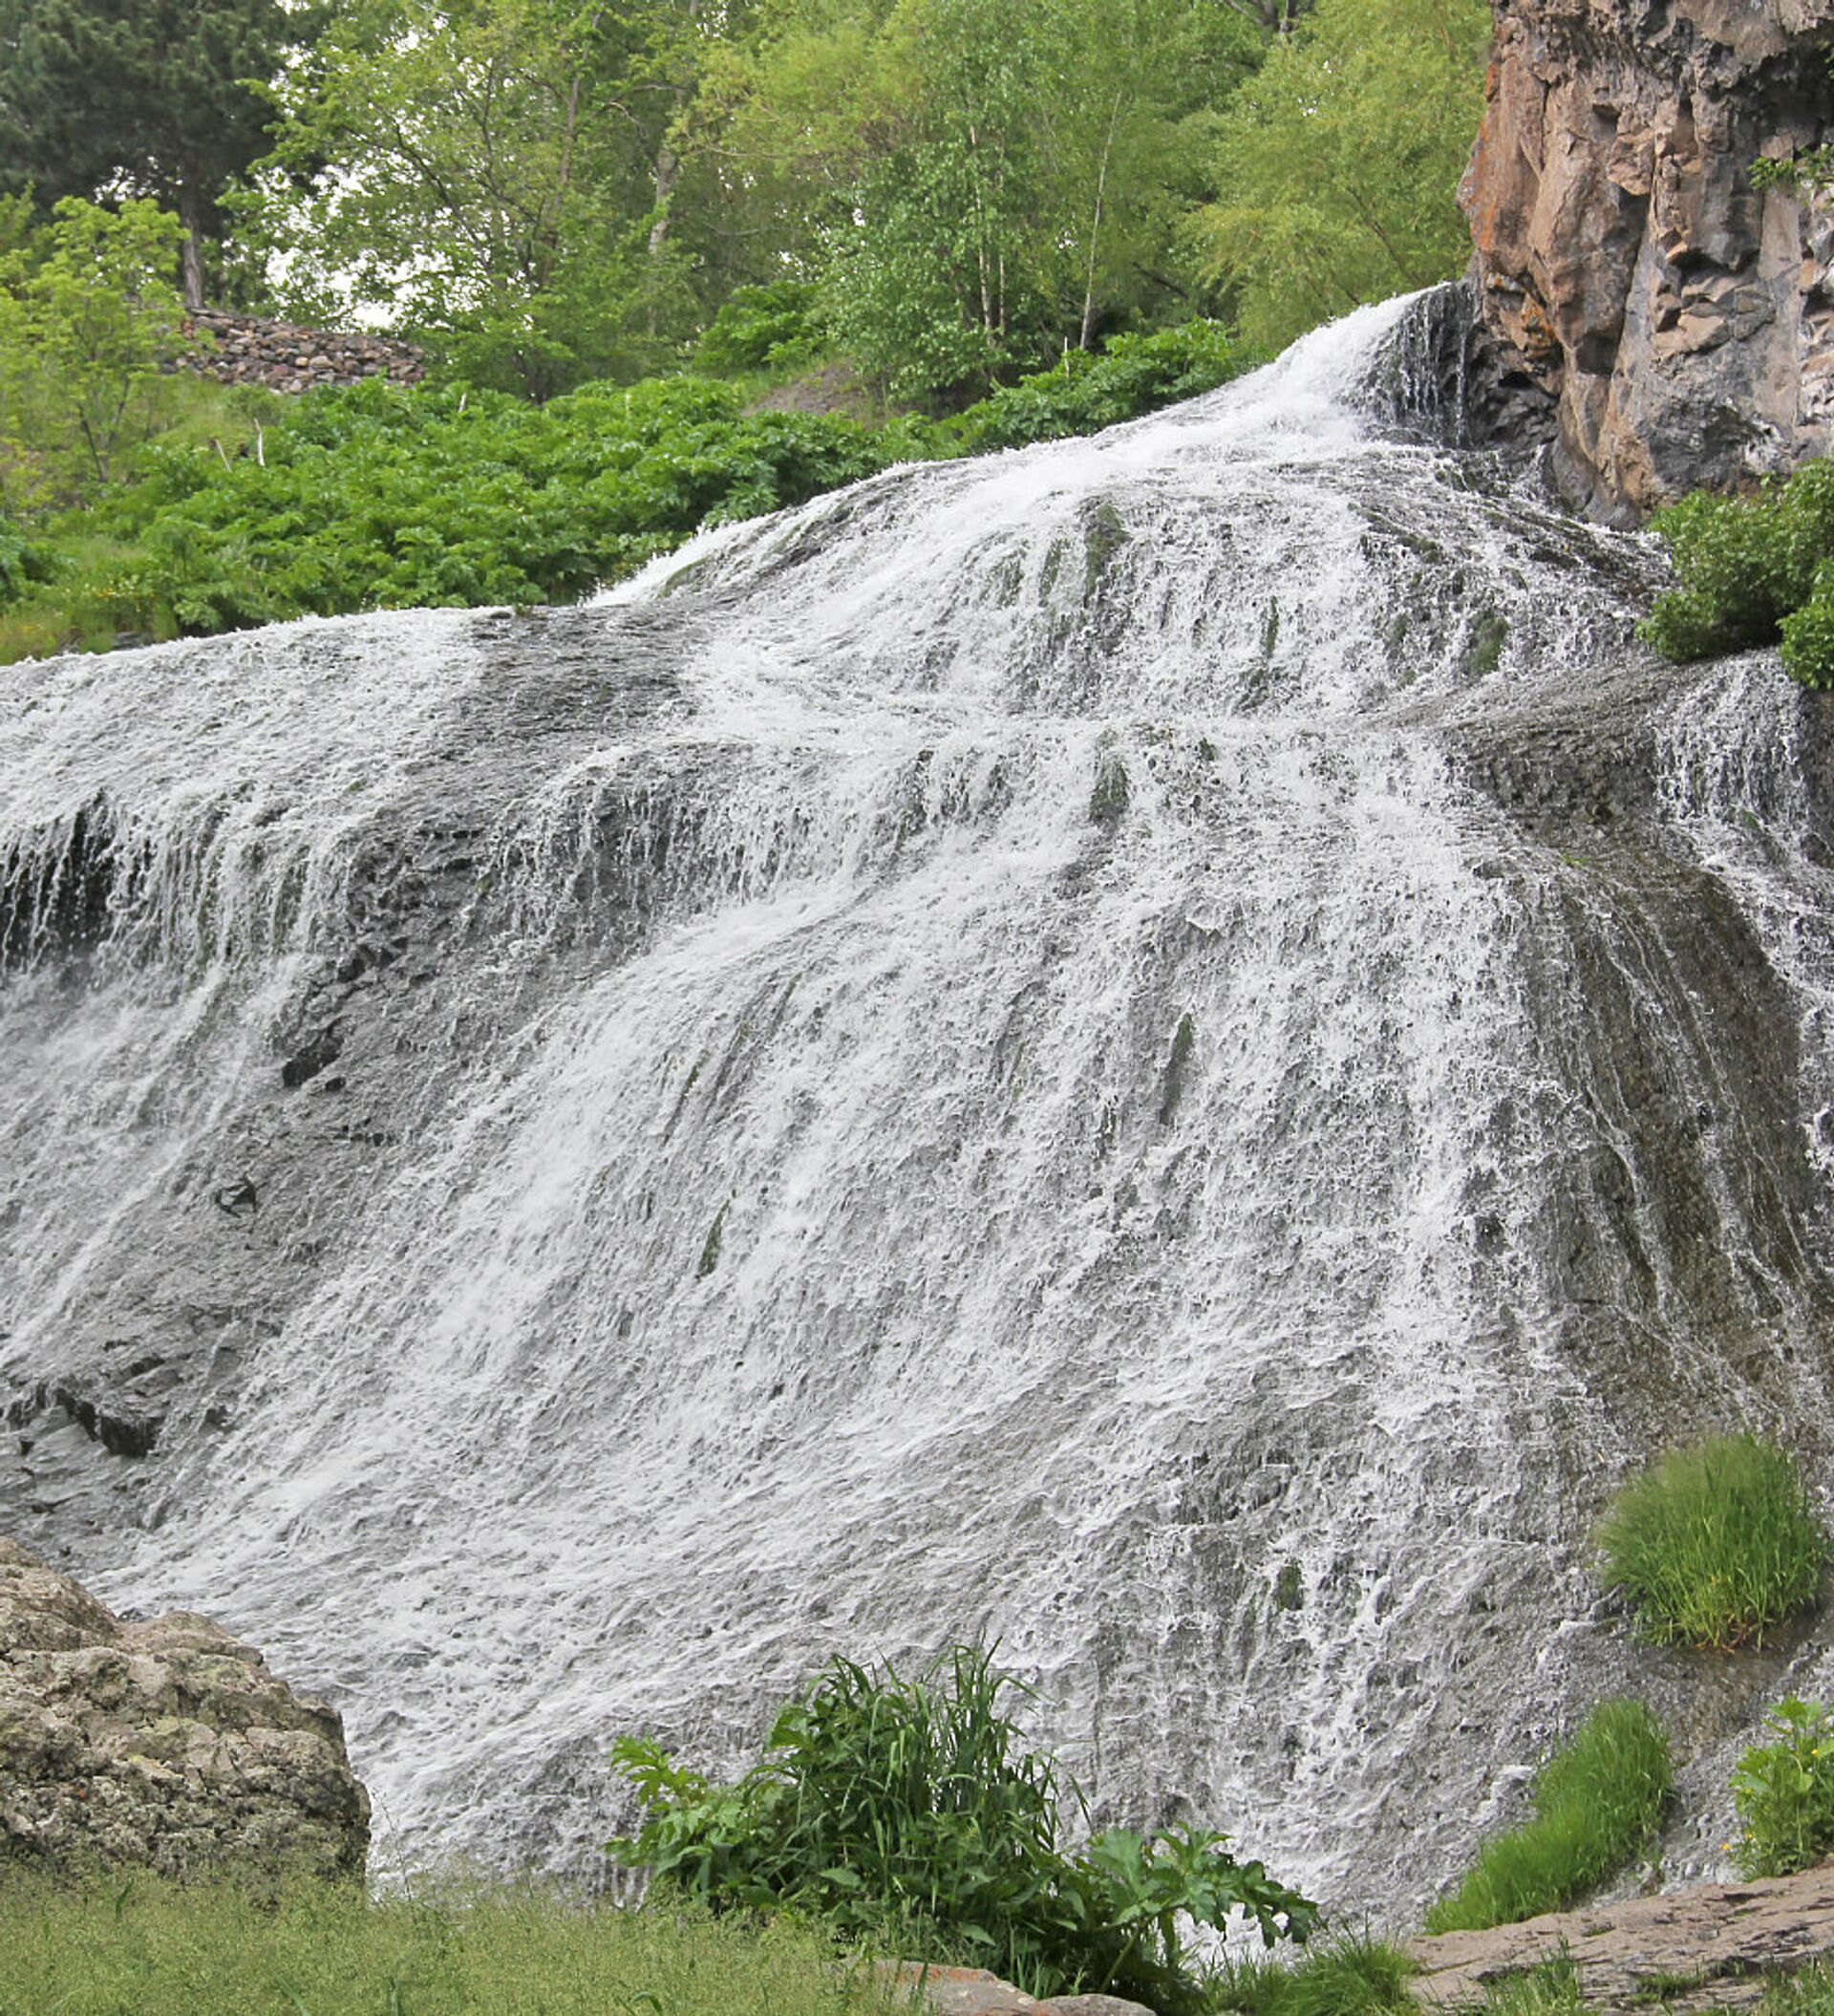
xmin=1465 ymin=0 xmax=1834 ymax=519
xmin=180 ymin=311 xmax=425 ymax=396
xmin=0 ymin=1538 xmax=369 ymax=1879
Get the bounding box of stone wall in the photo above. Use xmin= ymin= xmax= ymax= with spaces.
xmin=1464 ymin=0 xmax=1834 ymax=519
xmin=181 ymin=311 xmax=425 ymax=395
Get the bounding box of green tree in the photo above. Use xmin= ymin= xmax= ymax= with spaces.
xmin=0 ymin=0 xmax=309 ymax=308
xmin=1192 ymin=0 xmax=1489 ymax=351
xmin=723 ymin=0 xmax=1262 ymax=400
xmin=247 ymin=0 xmax=764 ymax=397
xmin=0 ymin=197 xmax=191 ymax=490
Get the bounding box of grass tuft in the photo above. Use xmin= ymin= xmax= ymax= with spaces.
xmin=1594 ymin=1434 xmax=1824 ymax=1650
xmin=1209 ymin=1931 xmax=1419 ymax=2016
xmin=1476 ymin=1955 xmax=1584 ymax=2016
xmin=1422 ymin=1701 xmax=1671 ymax=1933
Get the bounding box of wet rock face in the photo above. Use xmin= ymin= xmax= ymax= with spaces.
xmin=1465 ymin=0 xmax=1834 ymax=519
xmin=0 ymin=1538 xmax=370 ymax=1880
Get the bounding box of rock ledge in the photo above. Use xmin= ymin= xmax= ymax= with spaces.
xmin=1411 ymin=1861 xmax=1834 ymax=2011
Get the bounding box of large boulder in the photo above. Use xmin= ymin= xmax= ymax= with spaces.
xmin=0 ymin=1538 xmax=369 ymax=1880
xmin=1464 ymin=0 xmax=1834 ymax=519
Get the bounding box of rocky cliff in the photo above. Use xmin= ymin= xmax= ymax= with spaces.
xmin=1465 ymin=0 xmax=1834 ymax=518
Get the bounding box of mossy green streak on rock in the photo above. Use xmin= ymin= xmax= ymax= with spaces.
xmin=1158 ymin=1014 xmax=1197 ymax=1126
xmin=1090 ymin=755 xmax=1130 ymax=824
xmin=1463 ymin=611 xmax=1508 ymax=681
xmin=697 ymin=1203 xmax=729 ymax=1278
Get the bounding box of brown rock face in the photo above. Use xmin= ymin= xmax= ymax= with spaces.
xmin=1465 ymin=0 xmax=1834 ymax=519
xmin=1410 ymin=1861 xmax=1834 ymax=2012
xmin=0 ymin=1538 xmax=370 ymax=1880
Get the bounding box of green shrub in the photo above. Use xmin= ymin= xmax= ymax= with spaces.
xmin=949 ymin=322 xmax=1258 ymax=453
xmin=0 ymin=1870 xmax=902 ymax=2016
xmin=0 ymin=514 xmax=51 ymax=607
xmin=606 ymin=1645 xmax=1317 ymax=2016
xmin=76 ymin=373 xmax=920 ymax=634
xmin=694 ymin=281 xmax=823 ymax=375
xmin=1732 ymin=1698 xmax=1834 ymax=1878
xmin=1422 ymin=1700 xmax=1671 ymax=1932
xmin=1643 ymin=461 xmax=1834 ymax=686
xmin=1593 ymin=1434 xmax=1825 ymax=1650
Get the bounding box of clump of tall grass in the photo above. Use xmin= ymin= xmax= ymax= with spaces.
xmin=1476 ymin=1955 xmax=1585 ymax=2015
xmin=1210 ymin=1931 xmax=1419 ymax=2016
xmin=1422 ymin=1701 xmax=1671 ymax=1933
xmin=608 ymin=1645 xmax=1317 ymax=2016
xmin=0 ymin=1871 xmax=902 ymax=2016
xmin=1594 ymin=1434 xmax=1824 ymax=1650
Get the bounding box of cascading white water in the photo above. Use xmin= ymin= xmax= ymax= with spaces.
xmin=6 ymin=290 xmax=1834 ymax=1917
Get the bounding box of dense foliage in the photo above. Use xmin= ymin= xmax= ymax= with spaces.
xmin=1732 ymin=1699 xmax=1834 ymax=1878
xmin=79 ymin=375 xmax=917 ymax=636
xmin=1422 ymin=1701 xmax=1672 ymax=1933
xmin=1193 ymin=0 xmax=1490 ymax=349
xmin=2 ymin=0 xmax=1492 ymax=407
xmin=1593 ymin=1434 xmax=1825 ymax=1650
xmin=0 ymin=315 xmax=1254 ymax=656
xmin=0 ymin=0 xmax=1497 ymax=656
xmin=1643 ymin=463 xmax=1834 ymax=690
xmin=607 ymin=1646 xmax=1317 ymax=2014
xmin=0 ymin=0 xmax=307 ymax=307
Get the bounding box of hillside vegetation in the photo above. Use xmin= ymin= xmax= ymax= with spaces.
xmin=0 ymin=0 xmax=1490 ymax=660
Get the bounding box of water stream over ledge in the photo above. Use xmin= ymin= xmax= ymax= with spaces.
xmin=6 ymin=290 xmax=1834 ymax=1919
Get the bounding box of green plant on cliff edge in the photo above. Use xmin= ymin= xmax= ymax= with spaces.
xmin=1593 ymin=1432 xmax=1825 ymax=1650
xmin=1423 ymin=1700 xmax=1672 ymax=1933
xmin=606 ymin=1644 xmax=1317 ymax=2015
xmin=1642 ymin=461 xmax=1834 ymax=689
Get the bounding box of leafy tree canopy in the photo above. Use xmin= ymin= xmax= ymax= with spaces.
xmin=1192 ymin=0 xmax=1489 ymax=351
xmin=717 ymin=0 xmax=1265 ymax=399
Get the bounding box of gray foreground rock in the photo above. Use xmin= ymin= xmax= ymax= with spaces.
xmin=0 ymin=1536 xmax=369 ymax=1880
xmin=880 ymin=1962 xmax=1156 ymax=2016
xmin=1410 ymin=1861 xmax=1834 ymax=2011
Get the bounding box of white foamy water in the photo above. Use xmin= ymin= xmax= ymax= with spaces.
xmin=5 ymin=291 xmax=1831 ymax=1916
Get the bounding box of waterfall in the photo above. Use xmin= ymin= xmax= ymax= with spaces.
xmin=6 ymin=290 xmax=1834 ymax=1919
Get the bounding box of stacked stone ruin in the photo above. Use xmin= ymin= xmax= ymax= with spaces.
xmin=180 ymin=310 xmax=425 ymax=395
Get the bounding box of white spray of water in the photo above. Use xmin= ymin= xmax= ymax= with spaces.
xmin=2 ymin=294 xmax=1825 ymax=1915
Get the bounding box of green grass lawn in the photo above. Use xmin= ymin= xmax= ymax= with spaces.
xmin=0 ymin=1871 xmax=913 ymax=2016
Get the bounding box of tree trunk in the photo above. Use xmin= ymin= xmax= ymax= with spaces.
xmin=177 ymin=185 xmax=206 ymax=311
xmin=648 ymin=141 xmax=680 ymax=262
